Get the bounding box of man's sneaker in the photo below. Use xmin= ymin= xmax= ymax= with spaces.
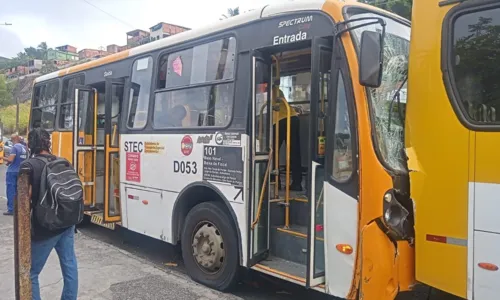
xmin=3 ymin=211 xmax=13 ymax=216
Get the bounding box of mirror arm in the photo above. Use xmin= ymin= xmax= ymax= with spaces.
xmin=334 ymin=17 xmax=386 ymax=38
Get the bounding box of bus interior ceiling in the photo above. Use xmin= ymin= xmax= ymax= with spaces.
xmin=257 ymin=45 xmax=326 ymax=280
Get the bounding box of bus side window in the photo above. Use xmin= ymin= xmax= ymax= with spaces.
xmin=332 ymin=71 xmax=353 ymax=181
xmin=127 ymin=57 xmax=153 ymax=129
xmin=31 ymin=80 xmax=60 ymax=130
xmin=153 ymin=37 xmax=236 ymax=129
xmin=59 ymin=74 xmax=85 ymax=130
xmin=450 ymin=7 xmax=500 ymax=124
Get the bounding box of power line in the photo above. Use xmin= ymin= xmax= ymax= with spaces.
xmin=79 ymin=0 xmax=136 ymax=29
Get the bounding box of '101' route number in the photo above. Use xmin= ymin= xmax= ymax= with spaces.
xmin=205 ymin=146 xmax=217 ymax=156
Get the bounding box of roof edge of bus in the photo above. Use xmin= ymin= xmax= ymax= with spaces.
xmin=33 ymin=0 xmax=338 ymax=85
xmin=342 ymin=0 xmax=411 ymax=25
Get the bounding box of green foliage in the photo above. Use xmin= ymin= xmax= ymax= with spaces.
xmin=0 ymin=101 xmax=30 ymax=134
xmin=360 ymin=0 xmax=412 ymax=20
xmin=0 ymin=75 xmax=9 ymax=107
xmin=0 ymin=41 xmax=50 ymax=70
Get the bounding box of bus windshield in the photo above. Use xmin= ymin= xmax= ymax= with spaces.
xmin=346 ymin=10 xmax=411 ymax=173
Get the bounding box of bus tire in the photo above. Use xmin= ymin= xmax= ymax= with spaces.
xmin=181 ymin=201 xmax=239 ymax=291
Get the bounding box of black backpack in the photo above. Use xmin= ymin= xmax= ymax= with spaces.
xmin=34 ymin=156 xmax=84 ymax=231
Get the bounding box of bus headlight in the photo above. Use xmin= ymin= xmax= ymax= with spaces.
xmin=381 ymin=190 xmax=411 ymax=241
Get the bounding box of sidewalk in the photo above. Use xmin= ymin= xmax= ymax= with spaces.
xmin=0 ymin=197 xmax=240 ymax=300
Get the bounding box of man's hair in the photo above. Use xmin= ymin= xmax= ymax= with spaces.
xmin=28 ymin=128 xmax=51 ymax=155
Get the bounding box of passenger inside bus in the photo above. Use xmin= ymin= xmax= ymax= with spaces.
xmin=272 ymin=87 xmax=303 ymax=191
xmin=253 ymin=47 xmax=315 ymax=196
xmin=165 ymin=105 xmax=187 ymax=127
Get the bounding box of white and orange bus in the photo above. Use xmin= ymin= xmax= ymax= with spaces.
xmin=29 ymin=0 xmax=424 ymax=299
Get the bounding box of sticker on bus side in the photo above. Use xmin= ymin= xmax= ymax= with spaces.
xmin=202 ymin=145 xmax=243 ymax=187
xmin=181 ymin=135 xmax=193 ymax=156
xmin=214 ymin=132 xmax=241 ymax=146
xmin=126 ymin=152 xmax=141 ymax=182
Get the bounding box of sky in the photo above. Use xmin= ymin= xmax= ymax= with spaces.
xmin=0 ymin=0 xmax=282 ymax=58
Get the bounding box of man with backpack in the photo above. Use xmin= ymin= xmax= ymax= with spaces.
xmin=20 ymin=128 xmax=83 ymax=300
xmin=4 ymin=133 xmax=28 ymax=216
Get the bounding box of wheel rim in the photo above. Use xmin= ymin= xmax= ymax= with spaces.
xmin=191 ymin=221 xmax=225 ymax=274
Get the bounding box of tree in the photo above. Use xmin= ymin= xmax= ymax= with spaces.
xmin=220 ymin=7 xmax=240 ymax=20
xmin=24 ymin=47 xmax=40 ymax=59
xmin=16 ymin=51 xmax=29 ymax=63
xmin=37 ymin=42 xmax=48 ymax=60
xmin=360 ymin=0 xmax=412 ymax=20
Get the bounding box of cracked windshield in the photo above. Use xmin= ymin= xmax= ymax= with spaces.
xmin=347 ymin=11 xmax=411 ymax=172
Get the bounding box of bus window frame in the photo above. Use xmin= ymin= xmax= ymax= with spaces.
xmin=57 ymin=73 xmax=86 ymax=132
xmin=151 ymin=34 xmax=238 ymax=132
xmin=126 ymin=55 xmax=155 ymax=131
xmin=441 ymin=0 xmax=500 ymax=132
xmin=30 ymin=78 xmax=62 ymax=132
xmin=342 ymin=5 xmax=411 ymax=176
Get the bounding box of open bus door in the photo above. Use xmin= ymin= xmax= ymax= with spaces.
xmin=74 ymin=86 xmax=97 ymax=208
xmin=103 ymin=78 xmax=125 ymax=222
xmin=248 ymin=51 xmax=273 ymax=266
xmin=307 ymin=37 xmax=332 ymax=288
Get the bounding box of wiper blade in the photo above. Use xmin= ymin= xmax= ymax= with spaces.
xmin=439 ymin=0 xmax=468 ymax=7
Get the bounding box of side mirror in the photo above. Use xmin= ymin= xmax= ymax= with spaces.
xmin=359 ymin=30 xmax=384 ymax=88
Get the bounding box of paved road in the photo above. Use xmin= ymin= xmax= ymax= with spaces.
xmin=0 ymin=165 xmax=331 ymax=300
xmin=0 ymin=164 xmax=438 ymax=300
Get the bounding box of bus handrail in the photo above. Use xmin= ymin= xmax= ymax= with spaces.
xmin=258 ymin=102 xmax=268 ymax=149
xmin=277 ymin=97 xmax=292 ymax=228
xmin=111 ymin=124 xmax=118 ymax=147
xmin=251 ymin=149 xmax=273 ymax=230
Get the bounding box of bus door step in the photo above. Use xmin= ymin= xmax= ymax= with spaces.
xmin=90 ymin=213 xmax=116 ymax=230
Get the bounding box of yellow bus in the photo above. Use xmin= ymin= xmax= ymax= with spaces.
xmin=408 ymin=0 xmax=500 ymax=299
xmin=30 ymin=0 xmax=415 ymax=298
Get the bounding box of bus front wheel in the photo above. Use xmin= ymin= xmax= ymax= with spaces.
xmin=181 ymin=201 xmax=240 ymax=291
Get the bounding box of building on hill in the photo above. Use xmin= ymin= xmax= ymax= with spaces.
xmin=107 ymin=44 xmax=120 ymax=54
xmin=78 ymin=49 xmax=110 ymax=60
xmin=107 ymin=44 xmax=129 ymax=54
xmin=126 ymin=29 xmax=150 ymax=48
xmin=55 ymin=45 xmax=77 ymax=53
xmin=5 ymin=65 xmax=28 ymax=78
xmin=47 ymin=49 xmax=79 ymax=62
xmin=28 ymin=59 xmax=42 ymax=73
xmin=149 ymin=22 xmax=190 ymax=41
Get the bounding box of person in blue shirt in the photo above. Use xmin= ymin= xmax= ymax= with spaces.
xmin=3 ymin=133 xmax=28 ymax=215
